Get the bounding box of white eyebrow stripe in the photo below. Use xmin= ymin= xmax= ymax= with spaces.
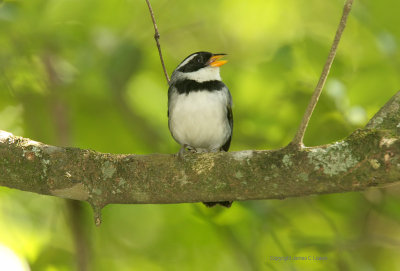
xmin=176 ymin=54 xmax=197 ymax=70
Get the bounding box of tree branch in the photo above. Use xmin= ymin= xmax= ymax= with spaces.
xmin=1 ymin=92 xmax=399 ymax=217
xmin=145 ymin=0 xmax=170 ymax=84
xmin=365 ymin=91 xmax=400 ymax=131
xmin=291 ymin=0 xmax=354 ymax=148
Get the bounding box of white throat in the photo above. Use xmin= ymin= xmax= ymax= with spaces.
xmin=172 ymin=66 xmax=222 ymax=83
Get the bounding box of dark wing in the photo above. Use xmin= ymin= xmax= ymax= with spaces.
xmin=167 ymin=83 xmax=174 ymax=118
xmin=221 ymin=88 xmax=233 ymax=152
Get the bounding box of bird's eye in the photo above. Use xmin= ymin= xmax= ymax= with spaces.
xmin=197 ymin=57 xmax=202 ymax=63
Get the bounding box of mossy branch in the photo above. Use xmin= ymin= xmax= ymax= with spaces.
xmin=1 ymin=91 xmax=400 ymax=214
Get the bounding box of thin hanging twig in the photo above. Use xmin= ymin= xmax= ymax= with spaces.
xmin=290 ymin=0 xmax=354 ymax=148
xmin=145 ymin=0 xmax=170 ymax=84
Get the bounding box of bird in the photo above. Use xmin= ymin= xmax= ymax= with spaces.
xmin=167 ymin=51 xmax=233 ymax=208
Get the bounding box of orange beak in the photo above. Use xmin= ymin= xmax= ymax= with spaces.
xmin=208 ymin=54 xmax=228 ymax=67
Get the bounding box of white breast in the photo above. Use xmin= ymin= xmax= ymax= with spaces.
xmin=169 ymin=89 xmax=231 ymax=151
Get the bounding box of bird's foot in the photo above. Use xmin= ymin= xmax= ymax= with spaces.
xmin=177 ymin=144 xmax=197 ymax=159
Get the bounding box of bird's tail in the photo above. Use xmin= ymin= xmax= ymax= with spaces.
xmin=203 ymin=201 xmax=232 ymax=208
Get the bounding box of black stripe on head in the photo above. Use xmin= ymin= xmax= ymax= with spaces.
xmin=174 ymin=79 xmax=225 ymax=94
xmin=177 ymin=52 xmax=212 ymax=73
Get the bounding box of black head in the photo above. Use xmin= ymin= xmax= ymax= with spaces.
xmin=176 ymin=52 xmax=227 ymax=73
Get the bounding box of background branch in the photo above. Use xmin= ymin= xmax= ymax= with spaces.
xmin=291 ymin=0 xmax=354 ymax=147
xmin=42 ymin=53 xmax=90 ymax=270
xmin=145 ymin=0 xmax=170 ymax=84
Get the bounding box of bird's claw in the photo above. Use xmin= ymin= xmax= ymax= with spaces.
xmin=177 ymin=144 xmax=197 ymax=159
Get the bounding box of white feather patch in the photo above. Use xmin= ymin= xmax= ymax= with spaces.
xmin=173 ymin=66 xmax=222 ymax=83
xmin=169 ymin=88 xmax=231 ymax=150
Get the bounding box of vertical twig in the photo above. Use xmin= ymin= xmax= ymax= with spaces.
xmin=145 ymin=0 xmax=170 ymax=84
xmin=290 ymin=0 xmax=354 ymax=148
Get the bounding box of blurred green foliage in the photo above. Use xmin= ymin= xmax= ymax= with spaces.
xmin=1 ymin=0 xmax=400 ymax=270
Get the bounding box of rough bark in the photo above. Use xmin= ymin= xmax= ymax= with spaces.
xmin=1 ymin=92 xmax=399 ymax=213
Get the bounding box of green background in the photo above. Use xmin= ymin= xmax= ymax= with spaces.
xmin=1 ymin=0 xmax=400 ymax=270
